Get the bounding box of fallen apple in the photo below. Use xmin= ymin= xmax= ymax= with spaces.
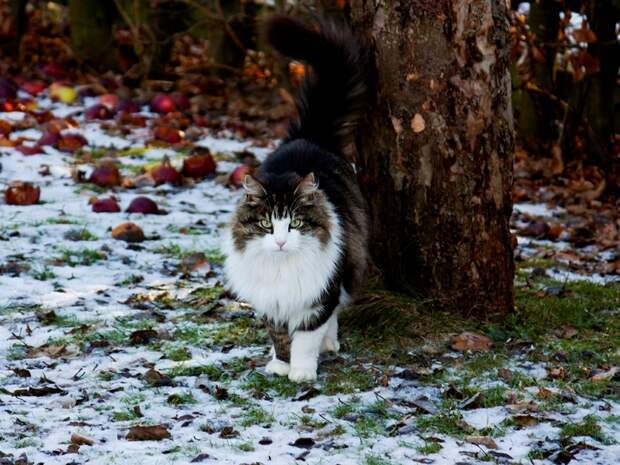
xmin=49 ymin=83 xmax=77 ymax=104
xmin=20 ymin=80 xmax=46 ymax=96
xmin=16 ymin=145 xmax=44 ymax=156
xmin=0 ymin=77 xmax=17 ymax=100
xmin=150 ymin=94 xmax=176 ymax=114
xmin=57 ymin=133 xmax=88 ymax=153
xmin=126 ymin=196 xmax=160 ymax=215
xmin=150 ymin=156 xmax=182 ymax=186
xmin=99 ymin=94 xmax=119 ymax=110
xmin=154 ymin=126 xmax=183 ymax=144
xmin=171 ymin=94 xmax=190 ymax=111
xmin=118 ymin=100 xmax=140 ymax=114
xmin=89 ymin=165 xmax=121 ymax=188
xmin=38 ymin=132 xmax=61 ymax=146
xmin=0 ymin=120 xmax=11 ymax=137
xmin=85 ymin=104 xmax=114 ymax=120
xmin=182 ymin=154 xmax=216 ymax=179
xmin=91 ymin=197 xmax=121 ymax=213
xmin=112 ymin=222 xmax=145 ymax=243
xmin=5 ymin=182 xmax=40 ymax=205
xmin=229 ymin=165 xmax=253 ymax=188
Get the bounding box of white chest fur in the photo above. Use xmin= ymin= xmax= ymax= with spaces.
xmin=223 ymin=208 xmax=343 ymax=331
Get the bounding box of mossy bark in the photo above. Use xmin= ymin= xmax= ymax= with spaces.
xmin=68 ymin=0 xmax=119 ymax=70
xmin=350 ymin=0 xmax=515 ymax=317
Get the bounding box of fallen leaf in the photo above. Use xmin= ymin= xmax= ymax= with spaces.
xmin=290 ymin=437 xmax=315 ymax=449
xmin=70 ymin=433 xmax=94 ymax=446
xmin=450 ymin=332 xmax=493 ymax=352
xmin=590 ymin=366 xmax=620 ymax=382
xmin=126 ymin=425 xmax=171 ymax=441
xmin=465 ymin=435 xmax=497 ymax=449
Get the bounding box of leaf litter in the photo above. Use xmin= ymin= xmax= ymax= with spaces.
xmin=0 ymin=81 xmax=618 ymax=465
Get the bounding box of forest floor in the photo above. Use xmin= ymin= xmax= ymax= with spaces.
xmin=0 ymin=87 xmax=619 ymax=465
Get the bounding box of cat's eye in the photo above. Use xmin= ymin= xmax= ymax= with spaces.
xmin=259 ymin=218 xmax=272 ymax=229
xmin=290 ymin=218 xmax=302 ymax=229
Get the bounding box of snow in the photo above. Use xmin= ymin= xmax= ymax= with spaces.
xmin=1 ymin=96 xmax=619 ymax=465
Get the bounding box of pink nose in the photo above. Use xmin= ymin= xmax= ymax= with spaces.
xmin=276 ymin=239 xmax=286 ymax=249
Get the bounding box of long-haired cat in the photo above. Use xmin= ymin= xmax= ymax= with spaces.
xmin=223 ymin=15 xmax=369 ymax=382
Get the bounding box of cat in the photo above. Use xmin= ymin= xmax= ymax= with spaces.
xmin=223 ymin=15 xmax=369 ymax=382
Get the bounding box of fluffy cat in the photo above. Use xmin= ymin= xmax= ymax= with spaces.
xmin=223 ymin=15 xmax=369 ymax=382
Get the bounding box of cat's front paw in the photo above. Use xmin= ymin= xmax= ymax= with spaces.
xmin=288 ymin=364 xmax=317 ymax=383
xmin=265 ymin=358 xmax=290 ymax=376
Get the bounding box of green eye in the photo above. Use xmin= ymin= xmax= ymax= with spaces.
xmin=259 ymin=218 xmax=272 ymax=229
xmin=290 ymin=218 xmax=302 ymax=229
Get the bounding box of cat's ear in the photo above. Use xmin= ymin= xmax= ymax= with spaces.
xmin=295 ymin=172 xmax=318 ymax=196
xmin=243 ymin=175 xmax=266 ymax=196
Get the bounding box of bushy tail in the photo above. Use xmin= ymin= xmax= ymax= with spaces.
xmin=263 ymin=15 xmax=368 ymax=155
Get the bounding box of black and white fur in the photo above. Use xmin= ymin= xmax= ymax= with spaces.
xmin=223 ymin=15 xmax=369 ymax=382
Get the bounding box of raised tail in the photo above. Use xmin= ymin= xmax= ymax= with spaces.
xmin=263 ymin=15 xmax=368 ymax=155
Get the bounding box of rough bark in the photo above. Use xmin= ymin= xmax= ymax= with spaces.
xmin=68 ymin=0 xmax=119 ymax=70
xmin=350 ymin=0 xmax=515 ymax=317
xmin=583 ymin=0 xmax=620 ymax=165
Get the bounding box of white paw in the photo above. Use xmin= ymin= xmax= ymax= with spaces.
xmin=320 ymin=337 xmax=340 ymax=353
xmin=265 ymin=358 xmax=290 ymax=376
xmin=288 ymin=364 xmax=317 ymax=383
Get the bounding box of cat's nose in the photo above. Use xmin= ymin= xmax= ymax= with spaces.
xmin=276 ymin=239 xmax=286 ymax=249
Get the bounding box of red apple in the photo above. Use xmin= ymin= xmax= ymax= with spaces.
xmin=5 ymin=182 xmax=40 ymax=205
xmin=0 ymin=77 xmax=17 ymax=100
xmin=150 ymin=156 xmax=182 ymax=186
xmin=91 ymin=197 xmax=121 ymax=213
xmin=126 ymin=196 xmax=159 ymax=215
xmin=85 ymin=104 xmax=114 ymax=120
xmin=0 ymin=120 xmax=11 ymax=137
xmin=154 ymin=126 xmax=183 ymax=144
xmin=57 ymin=133 xmax=88 ymax=153
xmin=16 ymin=145 xmax=44 ymax=156
xmin=89 ymin=165 xmax=121 ymax=188
xmin=99 ymin=94 xmax=119 ymax=110
xmin=150 ymin=94 xmax=176 ymax=114
xmin=229 ymin=165 xmax=253 ymax=188
xmin=118 ymin=100 xmax=140 ymax=113
xmin=41 ymin=63 xmax=66 ymax=79
xmin=20 ymin=80 xmax=46 ymax=96
xmin=182 ymin=154 xmax=216 ymax=178
xmin=171 ymin=94 xmax=190 ymax=111
xmin=38 ymin=132 xmax=61 ymax=146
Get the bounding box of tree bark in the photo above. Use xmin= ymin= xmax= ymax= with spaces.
xmin=69 ymin=0 xmax=119 ymax=70
xmin=350 ymin=0 xmax=515 ymax=317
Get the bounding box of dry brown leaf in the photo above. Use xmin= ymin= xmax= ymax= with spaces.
xmin=464 ymin=435 xmax=498 ymax=449
xmin=126 ymin=425 xmax=171 ymax=441
xmin=450 ymin=332 xmax=493 ymax=352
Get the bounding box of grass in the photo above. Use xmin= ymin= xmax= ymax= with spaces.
xmin=167 ymin=364 xmax=226 ymax=381
xmin=322 ymin=366 xmax=377 ymax=395
xmin=112 ymin=408 xmax=142 ymax=422
xmin=560 ymin=415 xmax=612 ymax=444
xmin=416 ymin=412 xmax=472 ymax=438
xmin=167 ymin=391 xmax=197 ymax=406
xmin=365 ymin=455 xmax=394 ymax=465
xmin=163 ymin=345 xmax=192 ymax=361
xmin=241 ymin=371 xmax=298 ymax=398
xmin=240 ymin=407 xmax=275 ymax=427
xmin=55 ymin=247 xmax=106 ymax=267
xmin=30 ymin=266 xmax=56 ymax=281
xmin=416 ymin=441 xmax=442 ymax=455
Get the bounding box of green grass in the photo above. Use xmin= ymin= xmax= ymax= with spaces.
xmin=167 ymin=391 xmax=197 ymax=406
xmin=55 ymin=247 xmax=106 ymax=267
xmin=241 ymin=372 xmax=298 ymax=398
xmin=163 ymin=345 xmax=192 ymax=361
xmin=322 ymin=366 xmax=377 ymax=395
xmin=560 ymin=415 xmax=612 ymax=444
xmin=365 ymin=454 xmax=394 ymax=465
xmin=240 ymin=407 xmax=275 ymax=427
xmin=112 ymin=408 xmax=142 ymax=422
xmin=167 ymin=364 xmax=226 ymax=381
xmin=30 ymin=266 xmax=56 ymax=281
xmin=416 ymin=441 xmax=442 ymax=455
xmin=416 ymin=412 xmax=473 ymax=438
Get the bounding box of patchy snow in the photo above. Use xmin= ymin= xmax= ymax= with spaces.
xmin=1 ymin=96 xmax=618 ymax=465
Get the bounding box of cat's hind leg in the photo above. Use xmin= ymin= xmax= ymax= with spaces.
xmin=320 ymin=312 xmax=339 ymax=353
xmin=289 ymin=322 xmax=329 ymax=383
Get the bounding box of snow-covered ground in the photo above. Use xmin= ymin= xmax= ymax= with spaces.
xmin=1 ymin=95 xmax=618 ymax=465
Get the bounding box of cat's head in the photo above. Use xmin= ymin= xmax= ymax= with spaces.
xmin=229 ymin=172 xmax=336 ymax=254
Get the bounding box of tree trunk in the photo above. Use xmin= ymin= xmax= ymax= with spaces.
xmin=69 ymin=0 xmax=119 ymax=70
xmin=350 ymin=0 xmax=515 ymax=317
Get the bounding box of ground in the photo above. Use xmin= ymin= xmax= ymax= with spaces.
xmin=0 ymin=92 xmax=619 ymax=465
